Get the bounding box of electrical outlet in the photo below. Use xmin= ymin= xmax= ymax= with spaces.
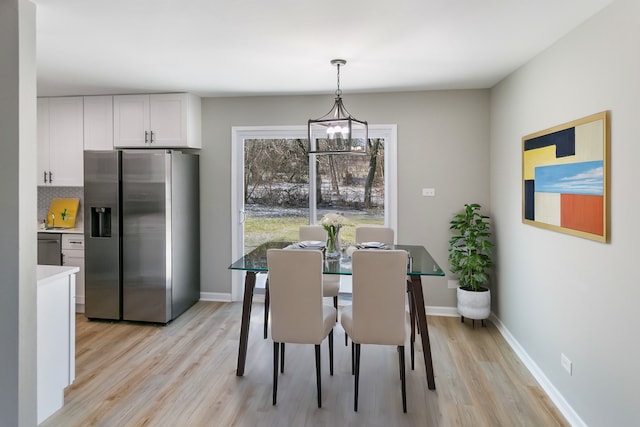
xmin=422 ymin=188 xmax=435 ymax=197
xmin=561 ymin=353 xmax=572 ymax=375
xmin=447 ymin=279 xmax=459 ymax=289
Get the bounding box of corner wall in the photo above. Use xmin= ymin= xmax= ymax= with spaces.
xmin=0 ymin=0 xmax=37 ymax=425
xmin=490 ymin=0 xmax=640 ymax=425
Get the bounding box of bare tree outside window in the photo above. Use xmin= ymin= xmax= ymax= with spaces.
xmin=243 ymin=138 xmax=385 ymax=253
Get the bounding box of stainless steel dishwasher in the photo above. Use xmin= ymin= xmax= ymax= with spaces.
xmin=38 ymin=233 xmax=62 ymax=265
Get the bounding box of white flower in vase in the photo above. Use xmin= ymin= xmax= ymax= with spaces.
xmin=321 ymin=213 xmax=348 ymax=258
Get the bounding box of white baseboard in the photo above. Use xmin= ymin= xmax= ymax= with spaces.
xmin=426 ymin=305 xmax=459 ymax=317
xmin=490 ymin=314 xmax=586 ymax=427
xmin=199 ymin=294 xmax=461 ymax=314
xmin=76 ymin=295 xmax=85 ymax=313
xmin=200 ymin=292 xmax=233 ymax=302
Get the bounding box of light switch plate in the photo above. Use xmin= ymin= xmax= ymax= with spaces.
xmin=422 ymin=188 xmax=435 ymax=197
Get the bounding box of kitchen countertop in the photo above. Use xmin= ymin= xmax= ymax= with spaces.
xmin=37 ymin=265 xmax=80 ymax=284
xmin=38 ymin=224 xmax=84 ymax=234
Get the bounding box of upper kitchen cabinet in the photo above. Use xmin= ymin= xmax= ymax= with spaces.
xmin=37 ymin=97 xmax=84 ymax=186
xmin=113 ymin=93 xmax=201 ymax=148
xmin=84 ymin=96 xmax=114 ymax=151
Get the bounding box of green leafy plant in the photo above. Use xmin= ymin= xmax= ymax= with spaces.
xmin=448 ymin=203 xmax=493 ymax=291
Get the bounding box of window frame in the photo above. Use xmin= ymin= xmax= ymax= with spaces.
xmin=231 ymin=124 xmax=397 ymax=301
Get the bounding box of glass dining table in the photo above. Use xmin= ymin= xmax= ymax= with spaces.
xmin=228 ymin=241 xmax=445 ymax=390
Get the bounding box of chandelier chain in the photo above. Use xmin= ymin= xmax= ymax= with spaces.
xmin=335 ymin=63 xmax=342 ymax=97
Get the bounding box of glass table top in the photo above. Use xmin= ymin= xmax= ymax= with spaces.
xmin=228 ymin=241 xmax=445 ymax=276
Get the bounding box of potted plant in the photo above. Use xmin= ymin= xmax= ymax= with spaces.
xmin=448 ymin=203 xmax=494 ymax=326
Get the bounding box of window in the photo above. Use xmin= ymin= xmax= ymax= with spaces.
xmin=231 ymin=125 xmax=397 ymax=300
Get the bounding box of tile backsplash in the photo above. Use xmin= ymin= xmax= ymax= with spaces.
xmin=38 ymin=186 xmax=84 ymax=227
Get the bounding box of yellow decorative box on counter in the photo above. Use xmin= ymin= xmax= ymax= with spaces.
xmin=46 ymin=198 xmax=80 ymax=228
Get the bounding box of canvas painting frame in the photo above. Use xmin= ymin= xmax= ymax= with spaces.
xmin=522 ymin=111 xmax=610 ymax=242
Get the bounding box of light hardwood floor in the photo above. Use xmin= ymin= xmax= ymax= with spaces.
xmin=41 ymin=301 xmax=569 ymax=427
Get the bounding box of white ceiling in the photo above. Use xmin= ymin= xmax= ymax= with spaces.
xmin=34 ymin=0 xmax=614 ymax=98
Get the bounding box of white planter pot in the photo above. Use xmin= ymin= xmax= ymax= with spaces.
xmin=457 ymin=287 xmax=491 ymax=320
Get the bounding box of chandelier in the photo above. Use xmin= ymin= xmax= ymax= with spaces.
xmin=307 ymin=59 xmax=368 ymax=155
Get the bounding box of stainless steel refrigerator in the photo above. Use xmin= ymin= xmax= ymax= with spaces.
xmin=84 ymin=150 xmax=200 ymax=323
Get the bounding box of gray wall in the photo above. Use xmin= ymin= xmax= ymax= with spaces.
xmin=0 ymin=0 xmax=37 ymax=425
xmin=490 ymin=0 xmax=640 ymax=425
xmin=200 ymin=90 xmax=491 ymax=308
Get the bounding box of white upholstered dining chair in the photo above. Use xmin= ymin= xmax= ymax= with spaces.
xmin=263 ymin=225 xmax=341 ymax=338
xmin=299 ymin=225 xmax=341 ymax=317
xmin=348 ymin=225 xmax=402 ymax=345
xmin=353 ymin=225 xmax=418 ymax=368
xmin=341 ymin=249 xmax=408 ymax=413
xmin=354 ymin=225 xmax=394 ymax=245
xmin=266 ymin=249 xmax=336 ymax=408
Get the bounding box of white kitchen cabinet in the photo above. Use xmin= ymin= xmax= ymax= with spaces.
xmin=113 ymin=93 xmax=201 ymax=148
xmin=37 ymin=98 xmax=51 ymax=185
xmin=84 ymin=95 xmax=114 ymax=151
xmin=37 ymin=97 xmax=84 ymax=186
xmin=62 ymin=234 xmax=85 ymax=313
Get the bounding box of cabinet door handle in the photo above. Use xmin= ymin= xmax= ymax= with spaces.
xmin=145 ymin=130 xmax=149 ymax=143
xmin=49 ymin=171 xmax=53 ymax=183
xmin=44 ymin=171 xmax=48 ymax=183
xmin=150 ymin=131 xmax=154 ymax=143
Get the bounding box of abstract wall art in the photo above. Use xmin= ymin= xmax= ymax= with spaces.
xmin=522 ymin=111 xmax=610 ymax=242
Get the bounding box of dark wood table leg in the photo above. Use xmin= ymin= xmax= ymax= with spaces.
xmin=407 ymin=280 xmax=416 ymax=370
xmin=236 ymin=271 xmax=257 ymax=376
xmin=410 ymin=275 xmax=436 ymax=390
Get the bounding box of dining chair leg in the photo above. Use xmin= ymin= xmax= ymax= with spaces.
xmin=410 ymin=339 xmax=415 ymax=371
xmin=329 ymin=330 xmax=334 ymax=376
xmin=351 ymin=341 xmax=355 ymax=375
xmin=272 ymin=342 xmax=279 ymax=405
xmin=333 ymin=296 xmax=338 ymax=321
xmin=264 ymin=280 xmax=270 ymax=339
xmin=345 ymin=332 xmax=349 ymax=346
xmin=280 ymin=343 xmax=285 ymax=373
xmin=354 ymin=343 xmax=361 ymax=412
xmin=399 ymin=345 xmax=407 ymax=413
xmin=315 ymin=344 xmax=322 ymax=408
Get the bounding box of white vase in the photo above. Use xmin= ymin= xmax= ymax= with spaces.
xmin=457 ymin=286 xmax=491 ymax=321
